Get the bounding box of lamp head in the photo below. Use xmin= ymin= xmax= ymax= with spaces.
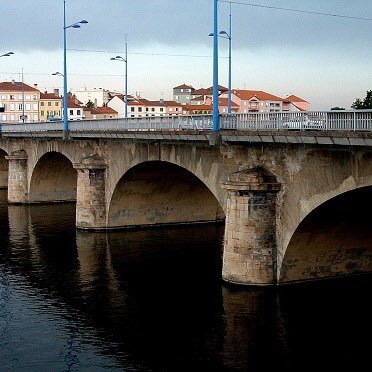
xmin=219 ymin=31 xmax=228 ymax=35
xmin=72 ymin=24 xmax=81 ymax=28
xmin=208 ymin=33 xmax=214 ymax=37
xmin=79 ymin=20 xmax=88 ymax=24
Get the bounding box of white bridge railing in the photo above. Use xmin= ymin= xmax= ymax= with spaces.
xmin=1 ymin=110 xmax=372 ymax=134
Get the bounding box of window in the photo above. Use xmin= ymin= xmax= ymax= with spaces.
xmin=9 ymin=95 xmax=15 ymax=100
xmin=10 ymin=114 xmax=15 ymax=121
xmin=10 ymin=104 xmax=15 ymax=111
xmin=55 ymin=102 xmax=59 ymax=106
xmin=70 ymin=110 xmax=73 ymax=115
xmin=131 ymin=114 xmax=135 ymax=117
xmin=1 ymin=95 xmax=7 ymax=100
xmin=18 ymin=104 xmax=23 ymax=111
xmin=25 ymin=103 xmax=31 ymax=111
xmin=33 ymin=104 xmax=38 ymax=111
xmin=33 ymin=114 xmax=38 ymax=121
xmin=175 ymin=95 xmax=179 ymax=100
xmin=33 ymin=95 xmax=37 ymax=100
xmin=169 ymin=108 xmax=173 ymax=112
xmin=18 ymin=95 xmax=23 ymax=100
xmin=48 ymin=102 xmax=52 ymax=106
xmin=77 ymin=110 xmax=81 ymax=115
xmin=25 ymin=95 xmax=31 ymax=100
xmin=181 ymin=89 xmax=184 ymax=92
xmin=160 ymin=108 xmax=164 ymax=112
xmin=131 ymin=107 xmax=135 ymax=112
xmin=146 ymin=107 xmax=149 ymax=112
xmin=41 ymin=102 xmax=44 ymax=106
xmin=151 ymin=108 xmax=155 ymax=112
xmin=138 ymin=107 xmax=142 ymax=112
xmin=41 ymin=111 xmax=45 ymax=116
xmin=1 ymin=114 xmax=6 ymax=121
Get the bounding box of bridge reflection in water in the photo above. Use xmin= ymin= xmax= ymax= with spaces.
xmin=0 ymin=189 xmax=371 ymax=370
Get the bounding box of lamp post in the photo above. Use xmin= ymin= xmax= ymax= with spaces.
xmin=63 ymin=0 xmax=88 ymax=139
xmin=0 ymin=52 xmax=14 ymax=58
xmin=110 ymin=35 xmax=128 ymax=119
xmin=220 ymin=3 xmax=232 ymax=114
xmin=212 ymin=0 xmax=219 ymax=131
xmin=0 ymin=52 xmax=14 ymax=132
xmin=210 ymin=3 xmax=232 ymax=115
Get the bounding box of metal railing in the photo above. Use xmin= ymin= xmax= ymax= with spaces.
xmin=2 ymin=110 xmax=372 ymax=135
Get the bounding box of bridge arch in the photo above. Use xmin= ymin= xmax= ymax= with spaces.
xmin=107 ymin=160 xmax=225 ymax=228
xmin=29 ymin=151 xmax=77 ymax=203
xmin=279 ymin=185 xmax=372 ymax=283
xmin=0 ymin=148 xmax=8 ymax=188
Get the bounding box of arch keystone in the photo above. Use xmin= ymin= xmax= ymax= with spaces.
xmin=222 ymin=167 xmax=281 ymax=286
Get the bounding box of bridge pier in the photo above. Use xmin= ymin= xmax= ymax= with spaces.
xmin=222 ymin=168 xmax=281 ymax=286
xmin=74 ymin=155 xmax=107 ymax=230
xmin=6 ymin=150 xmax=29 ymax=204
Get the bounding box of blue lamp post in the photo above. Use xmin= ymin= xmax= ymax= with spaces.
xmin=63 ymin=0 xmax=88 ymax=139
xmin=212 ymin=0 xmax=219 ymax=131
xmin=219 ymin=3 xmax=232 ymax=113
xmin=110 ymin=35 xmax=128 ymax=119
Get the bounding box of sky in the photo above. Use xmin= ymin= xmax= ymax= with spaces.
xmin=1 ymin=0 xmax=372 ymax=109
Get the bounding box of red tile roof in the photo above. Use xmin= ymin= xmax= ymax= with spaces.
xmin=174 ymin=84 xmax=194 ymax=90
xmin=284 ymin=95 xmax=308 ymax=103
xmin=233 ymin=89 xmax=283 ymax=101
xmin=183 ymin=104 xmax=212 ymax=111
xmin=68 ymin=98 xmax=84 ymax=109
xmin=218 ymin=98 xmax=239 ymax=107
xmin=191 ymin=95 xmax=205 ymax=101
xmin=0 ymin=81 xmax=40 ymax=92
xmin=40 ymin=92 xmax=61 ymax=100
xmin=89 ymin=106 xmax=117 ymax=115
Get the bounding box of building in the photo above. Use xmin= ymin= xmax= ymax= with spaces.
xmin=39 ymin=90 xmax=62 ymax=122
xmin=218 ymin=98 xmax=240 ymax=113
xmin=74 ymin=87 xmax=111 ymax=107
xmin=67 ymin=97 xmax=84 ymax=120
xmin=282 ymin=95 xmax=310 ymax=111
xmin=107 ymin=94 xmax=136 ymax=117
xmin=173 ymin=84 xmax=195 ymax=105
xmin=182 ymin=104 xmax=213 ymax=115
xmin=220 ymin=89 xmax=284 ymax=113
xmin=0 ymin=81 xmax=40 ymax=123
xmin=165 ymin=101 xmax=183 ymax=116
xmin=84 ymin=106 xmax=118 ymax=120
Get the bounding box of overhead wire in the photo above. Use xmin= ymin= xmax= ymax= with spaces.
xmin=219 ymin=0 xmax=372 ymax=21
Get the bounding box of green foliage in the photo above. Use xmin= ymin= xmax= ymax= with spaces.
xmin=352 ymin=90 xmax=372 ymax=109
xmin=86 ymin=100 xmax=94 ymax=109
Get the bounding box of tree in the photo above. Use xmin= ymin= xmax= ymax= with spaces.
xmin=86 ymin=100 xmax=94 ymax=109
xmin=331 ymin=107 xmax=345 ymax=110
xmin=352 ymin=90 xmax=372 ymax=109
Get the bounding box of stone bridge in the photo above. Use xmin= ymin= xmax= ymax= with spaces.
xmin=1 ymin=130 xmax=371 ymax=286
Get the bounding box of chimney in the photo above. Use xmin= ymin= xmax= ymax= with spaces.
xmin=34 ymin=83 xmax=38 ymax=88
xmin=54 ymin=88 xmax=60 ymax=97
xmin=159 ymin=98 xmax=164 ymax=104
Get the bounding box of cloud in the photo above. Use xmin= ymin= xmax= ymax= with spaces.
xmin=1 ymin=0 xmax=371 ymax=52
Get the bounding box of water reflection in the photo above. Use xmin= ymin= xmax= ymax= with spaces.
xmin=0 ymin=189 xmax=371 ymax=371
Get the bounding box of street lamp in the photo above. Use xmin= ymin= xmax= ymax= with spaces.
xmin=63 ymin=0 xmax=88 ymax=139
xmin=110 ymin=35 xmax=128 ymax=119
xmin=0 ymin=52 xmax=14 ymax=132
xmin=0 ymin=52 xmax=14 ymax=58
xmin=212 ymin=0 xmax=219 ymax=131
xmin=209 ymin=3 xmax=232 ymax=115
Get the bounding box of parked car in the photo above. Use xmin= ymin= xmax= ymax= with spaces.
xmin=282 ymin=116 xmax=324 ymax=130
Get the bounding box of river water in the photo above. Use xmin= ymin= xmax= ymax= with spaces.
xmin=0 ymin=189 xmax=370 ymax=371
